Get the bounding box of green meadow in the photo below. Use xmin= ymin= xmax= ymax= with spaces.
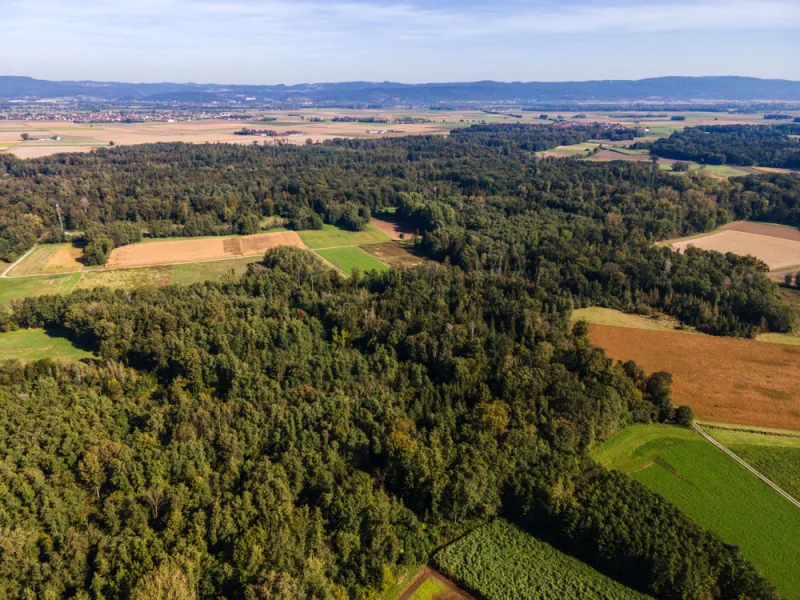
xmin=595 ymin=424 xmax=800 ymax=599
xmin=316 ymin=246 xmax=389 ymax=274
xmin=0 ymin=329 xmax=94 ymax=363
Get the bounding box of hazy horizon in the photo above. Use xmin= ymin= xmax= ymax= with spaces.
xmin=1 ymin=0 xmax=798 ymax=84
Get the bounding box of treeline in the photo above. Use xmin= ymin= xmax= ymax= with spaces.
xmin=0 ymin=248 xmax=777 ymax=599
xmin=650 ymin=124 xmax=800 ymax=168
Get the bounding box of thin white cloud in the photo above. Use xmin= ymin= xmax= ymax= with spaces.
xmin=4 ymin=0 xmax=799 ymax=36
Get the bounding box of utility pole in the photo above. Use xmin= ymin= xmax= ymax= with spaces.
xmin=55 ymin=202 xmax=65 ymax=234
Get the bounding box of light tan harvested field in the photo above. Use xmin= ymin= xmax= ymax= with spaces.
xmin=588 ymin=324 xmax=800 ymax=431
xmin=670 ymin=230 xmax=800 ymax=270
xmin=107 ymin=231 xmax=306 ymax=269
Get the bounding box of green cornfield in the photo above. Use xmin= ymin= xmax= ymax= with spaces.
xmin=433 ymin=519 xmax=651 ymax=600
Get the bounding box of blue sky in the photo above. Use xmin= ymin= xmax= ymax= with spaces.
xmin=1 ymin=0 xmax=798 ymax=83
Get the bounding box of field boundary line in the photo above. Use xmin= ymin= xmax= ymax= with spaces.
xmin=1 ymin=244 xmax=38 ymax=278
xmin=694 ymin=423 xmax=800 ymax=509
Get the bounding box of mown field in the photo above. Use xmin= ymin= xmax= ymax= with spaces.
xmin=0 ymin=329 xmax=94 ymax=362
xmin=707 ymin=427 xmax=800 ymax=499
xmin=595 ymin=424 xmax=800 ymax=599
xmin=296 ymin=223 xmax=391 ymax=248
xmin=433 ymin=519 xmax=651 ymax=600
xmin=316 ymin=246 xmax=389 ymax=274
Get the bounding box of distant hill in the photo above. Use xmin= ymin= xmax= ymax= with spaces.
xmin=2 ymin=75 xmax=800 ymax=104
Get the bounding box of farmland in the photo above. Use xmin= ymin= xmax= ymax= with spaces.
xmin=0 ymin=328 xmax=93 ymax=362
xmin=1 ymin=109 xmax=790 ymax=158
xmin=433 ymin=519 xmax=651 ymax=600
xmin=315 ymin=246 xmax=389 ymax=274
xmin=106 ymin=231 xmax=306 ymax=268
xmin=296 ymin=223 xmax=391 ymax=249
xmin=596 ymin=424 xmax=800 ymax=599
xmin=586 ymin=322 xmax=800 ymax=430
xmin=0 ymin=222 xmax=402 ymax=312
xmin=706 ymin=427 xmax=800 ymax=499
xmin=665 ymin=221 xmax=800 ymax=273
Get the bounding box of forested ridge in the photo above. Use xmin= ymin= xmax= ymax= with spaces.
xmin=0 ymin=250 xmax=778 ymax=599
xmin=650 ymin=124 xmax=800 ymax=168
xmin=0 ymin=124 xmax=797 ymax=599
xmin=1 ymin=124 xmax=799 ymax=336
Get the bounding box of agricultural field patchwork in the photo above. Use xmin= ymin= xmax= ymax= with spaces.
xmin=433 ymin=519 xmax=651 ymax=600
xmin=595 ymin=424 xmax=800 ymax=599
xmin=0 ymin=329 xmax=94 ymax=362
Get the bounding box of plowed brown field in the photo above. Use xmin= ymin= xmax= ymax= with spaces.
xmin=107 ymin=231 xmax=306 ymax=268
xmin=588 ymin=324 xmax=800 ymax=431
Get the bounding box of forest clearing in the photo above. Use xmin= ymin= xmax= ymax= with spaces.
xmin=595 ymin=424 xmax=800 ymax=599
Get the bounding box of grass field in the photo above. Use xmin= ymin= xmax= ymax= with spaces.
xmin=595 ymin=424 xmax=800 ymax=599
xmin=297 ymin=223 xmax=391 ymax=249
xmin=433 ymin=519 xmax=651 ymax=600
xmin=409 ymin=578 xmax=448 ymax=600
xmin=7 ymin=243 xmax=86 ymax=276
xmin=706 ymin=427 xmax=800 ymax=499
xmin=0 ymin=329 xmax=94 ymax=362
xmin=316 ymin=246 xmax=389 ymax=274
xmin=571 ymin=307 xmax=680 ymax=331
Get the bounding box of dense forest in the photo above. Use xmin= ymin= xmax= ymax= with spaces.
xmin=1 ymin=124 xmax=799 ymax=337
xmin=0 ymin=249 xmax=778 ymax=599
xmin=0 ymin=124 xmax=798 ymax=598
xmin=649 ymin=124 xmax=800 ymax=168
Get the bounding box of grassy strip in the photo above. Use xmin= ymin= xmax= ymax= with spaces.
xmin=297 ymin=223 xmax=391 ymax=249
xmin=0 ymin=329 xmax=94 ymax=362
xmin=595 ymin=424 xmax=800 ymax=599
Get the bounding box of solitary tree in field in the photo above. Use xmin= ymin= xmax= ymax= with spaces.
xmin=20 ymin=133 xmax=29 ymax=141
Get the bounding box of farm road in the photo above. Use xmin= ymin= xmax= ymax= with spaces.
xmin=694 ymin=423 xmax=800 ymax=509
xmin=1 ymin=244 xmax=37 ymax=277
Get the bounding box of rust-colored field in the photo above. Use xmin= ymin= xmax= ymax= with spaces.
xmin=720 ymin=221 xmax=800 ymax=242
xmin=107 ymin=231 xmax=306 ymax=268
xmin=588 ymin=324 xmax=800 ymax=431
xmin=670 ymin=230 xmax=800 ymax=270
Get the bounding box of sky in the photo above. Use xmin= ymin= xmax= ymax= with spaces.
xmin=1 ymin=0 xmax=799 ymax=84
